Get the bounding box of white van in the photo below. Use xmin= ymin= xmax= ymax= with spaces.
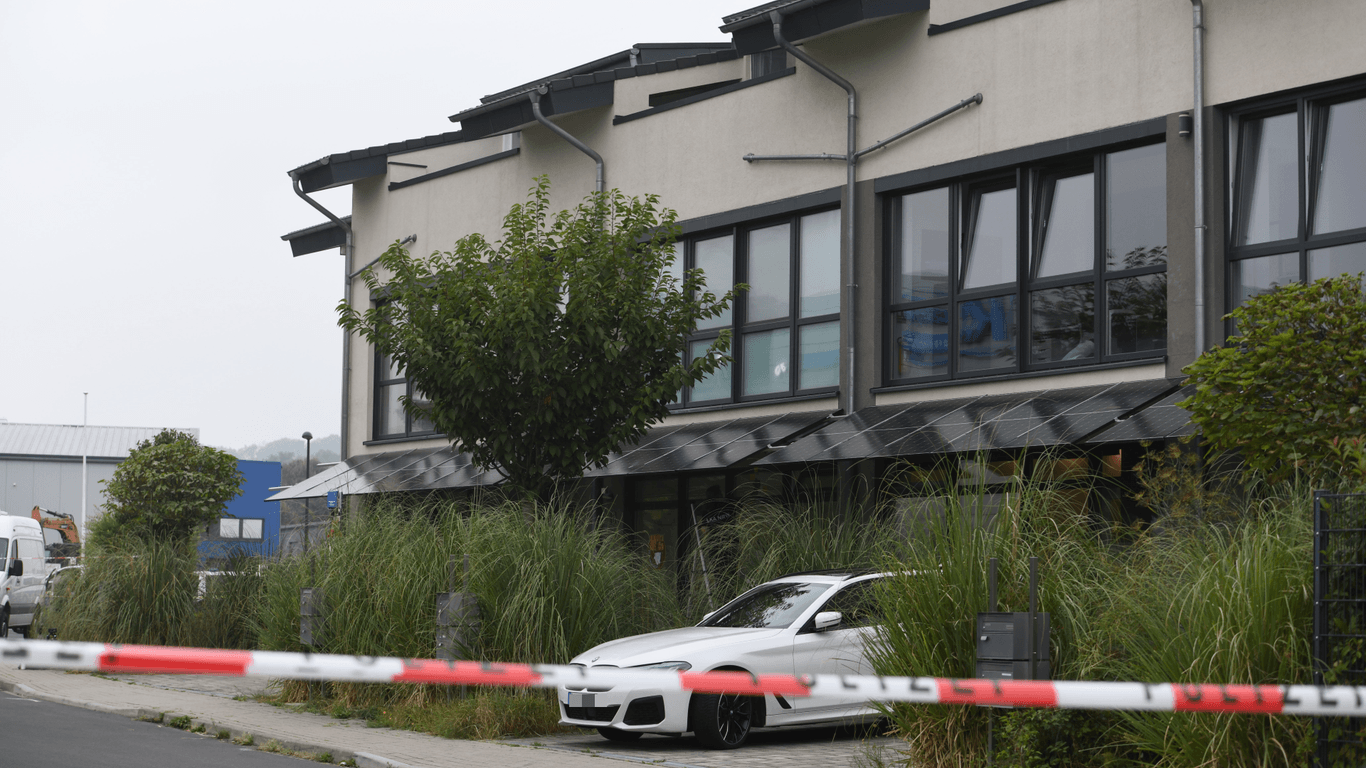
xmin=0 ymin=513 xmax=48 ymax=637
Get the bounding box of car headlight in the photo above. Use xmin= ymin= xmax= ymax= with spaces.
xmin=631 ymin=661 xmax=692 ymax=672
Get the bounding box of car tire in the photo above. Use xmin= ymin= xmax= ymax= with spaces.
xmin=12 ymin=623 xmax=27 ymax=639
xmin=690 ymin=692 xmax=753 ymax=749
xmin=0 ymin=608 xmax=9 ymax=638
xmin=597 ymin=727 xmax=643 ymax=742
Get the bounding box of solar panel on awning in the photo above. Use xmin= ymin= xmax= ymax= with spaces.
xmin=265 ymin=446 xmax=502 ymax=502
xmin=1084 ymin=385 xmax=1196 ymax=444
xmin=582 ymin=412 xmax=829 ymax=477
xmin=757 ymin=378 xmax=1180 ymax=465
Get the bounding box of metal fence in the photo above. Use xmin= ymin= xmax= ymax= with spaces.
xmin=1314 ymin=491 xmax=1366 ymax=768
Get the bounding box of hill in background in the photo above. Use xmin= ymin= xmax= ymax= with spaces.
xmin=229 ymin=434 xmax=340 ymax=463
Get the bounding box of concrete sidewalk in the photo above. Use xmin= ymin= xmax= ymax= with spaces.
xmin=0 ymin=665 xmax=609 ymax=768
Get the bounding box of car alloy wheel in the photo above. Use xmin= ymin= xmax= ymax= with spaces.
xmin=691 ymin=692 xmax=752 ymax=749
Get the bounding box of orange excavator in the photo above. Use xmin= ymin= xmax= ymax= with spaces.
xmin=31 ymin=506 xmax=81 ymax=565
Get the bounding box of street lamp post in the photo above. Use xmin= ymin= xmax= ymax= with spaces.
xmin=302 ymin=431 xmax=313 ymax=557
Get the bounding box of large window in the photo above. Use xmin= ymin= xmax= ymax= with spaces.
xmin=676 ymin=209 xmax=842 ymax=407
xmin=887 ymin=141 xmax=1167 ymax=384
xmin=373 ymin=350 xmax=437 ymax=440
xmin=1228 ymin=83 xmax=1366 ymax=313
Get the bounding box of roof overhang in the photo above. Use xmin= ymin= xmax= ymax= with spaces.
xmin=280 ymin=216 xmax=350 ymax=257
xmin=286 ymin=130 xmax=469 ymax=195
xmin=721 ymin=0 xmax=931 ymax=55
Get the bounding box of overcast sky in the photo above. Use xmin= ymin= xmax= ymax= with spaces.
xmin=0 ymin=0 xmax=745 ymax=450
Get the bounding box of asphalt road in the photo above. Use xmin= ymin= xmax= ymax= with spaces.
xmin=0 ymin=690 xmax=318 ymax=767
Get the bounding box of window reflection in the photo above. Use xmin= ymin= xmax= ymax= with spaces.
xmin=1030 ymin=284 xmax=1095 ymax=364
xmin=898 ymin=188 xmax=951 ymax=301
xmin=891 ymin=306 xmax=950 ymax=379
xmin=694 ymin=236 xmax=734 ymax=330
xmin=958 ymin=295 xmax=1017 ymax=373
xmin=1106 ymin=274 xmax=1167 ymax=355
xmin=747 ymin=225 xmax=790 ymax=322
xmin=690 ymin=338 xmax=731 ymax=401
xmin=800 ymin=210 xmax=841 ymax=317
xmin=1106 ymin=143 xmax=1168 ymax=270
xmin=1231 ymin=253 xmax=1298 ymax=306
xmin=1236 ymin=112 xmax=1299 ymax=246
xmin=798 ymin=322 xmax=839 ymax=389
xmin=1313 ymin=97 xmax=1366 ymax=235
xmin=742 ymin=328 xmax=791 ymax=396
xmin=1309 ymin=241 xmax=1366 ymax=282
xmin=699 ymin=582 xmax=833 ymax=629
xmin=1037 ymin=173 xmax=1094 ymax=278
xmin=962 ymin=187 xmax=1017 ymax=290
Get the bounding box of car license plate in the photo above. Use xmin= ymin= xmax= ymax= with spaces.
xmin=567 ymin=692 xmax=595 ymax=708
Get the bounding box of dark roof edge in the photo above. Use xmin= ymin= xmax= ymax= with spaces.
xmin=721 ymin=0 xmax=823 ymax=31
xmin=281 ymin=215 xmax=351 ymax=242
xmin=286 ymin=130 xmax=468 ymax=179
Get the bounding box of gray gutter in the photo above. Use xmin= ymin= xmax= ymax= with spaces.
xmin=1190 ymin=0 xmax=1207 ymax=354
xmin=290 ymin=173 xmax=354 ymax=462
xmin=531 ymin=89 xmax=605 ymax=193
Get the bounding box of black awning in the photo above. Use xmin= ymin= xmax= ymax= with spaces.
xmin=583 ymin=412 xmax=829 ymax=477
xmin=265 ymin=446 xmax=501 ymax=501
xmin=1084 ymin=385 xmax=1196 ymax=444
xmin=758 ymin=378 xmax=1180 ymax=465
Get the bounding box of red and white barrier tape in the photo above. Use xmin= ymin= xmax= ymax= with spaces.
xmin=1 ymin=639 xmax=1358 ymax=717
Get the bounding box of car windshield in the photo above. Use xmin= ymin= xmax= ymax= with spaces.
xmin=698 ymin=582 xmax=833 ymax=629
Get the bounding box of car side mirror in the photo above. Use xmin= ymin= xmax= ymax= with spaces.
xmin=702 ymin=610 xmax=716 ymax=621
xmin=8 ymin=560 xmax=22 ymax=577
xmin=814 ymin=610 xmax=842 ymax=631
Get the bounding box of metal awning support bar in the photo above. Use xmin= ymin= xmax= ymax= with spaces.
xmin=855 ymin=93 xmax=982 ymax=157
xmin=530 ymin=89 xmax=604 ymax=193
xmin=743 ymin=153 xmax=847 ymax=162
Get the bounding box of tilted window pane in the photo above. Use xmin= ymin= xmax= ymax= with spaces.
xmin=958 ymin=295 xmax=1018 ymax=373
xmin=798 ymin=321 xmax=839 ymax=389
xmin=689 ymin=339 xmax=731 ymax=401
xmin=1107 ymin=143 xmax=1167 ymax=270
xmin=1313 ymin=97 xmax=1366 ymax=235
xmin=890 ymin=306 xmax=949 ymax=379
xmin=379 ymin=353 xmax=403 ymax=381
xmin=1309 ymin=241 xmax=1366 ymax=281
xmin=241 ymin=519 xmax=263 ymax=540
xmin=665 ymin=241 xmax=684 ymax=290
xmin=219 ymin=519 xmax=240 ymax=539
xmin=1231 ymin=253 xmax=1299 ymax=308
xmin=1106 ymin=274 xmax=1167 ymax=355
xmin=800 ymin=209 xmax=841 ymax=317
xmin=378 ymin=384 xmax=406 ymax=437
xmin=743 ymin=328 xmax=791 ymax=396
xmin=1029 ymin=283 xmax=1095 ymax=364
xmin=1236 ymin=112 xmax=1299 ymax=246
xmin=1037 ymin=173 xmax=1094 ymax=278
xmin=897 ymin=188 xmax=951 ymax=301
xmin=747 ymin=224 xmax=790 ymax=322
xmin=963 ymin=187 xmax=1017 ymax=290
xmin=694 ymin=235 xmax=734 ymax=330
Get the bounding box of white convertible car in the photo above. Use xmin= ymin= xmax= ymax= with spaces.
xmin=558 ymin=569 xmax=888 ymax=749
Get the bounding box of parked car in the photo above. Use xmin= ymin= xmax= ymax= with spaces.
xmin=559 ymin=569 xmax=889 ymax=749
xmin=32 ymin=564 xmax=83 ymax=638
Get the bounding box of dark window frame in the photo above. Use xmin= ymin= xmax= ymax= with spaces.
xmin=884 ymin=137 xmax=1168 ymax=387
xmin=1225 ymin=78 xmax=1366 ymax=331
xmin=372 ymin=347 xmax=440 ymax=441
xmin=673 ymin=207 xmax=843 ymax=409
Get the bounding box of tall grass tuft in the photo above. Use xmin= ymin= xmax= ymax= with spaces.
xmin=50 ymin=537 xmax=200 ymax=646
xmin=678 ymin=499 xmax=899 ymax=620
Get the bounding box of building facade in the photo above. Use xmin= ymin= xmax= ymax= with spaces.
xmin=277 ymin=0 xmax=1366 ymax=568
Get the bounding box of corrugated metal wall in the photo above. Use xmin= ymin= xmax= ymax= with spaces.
xmin=0 ymin=457 xmax=116 ymax=526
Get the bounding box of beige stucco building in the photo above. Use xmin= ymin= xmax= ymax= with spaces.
xmin=276 ymin=0 xmax=1366 ymax=565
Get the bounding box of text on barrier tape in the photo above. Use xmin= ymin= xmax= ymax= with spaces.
xmin=2 ymin=638 xmax=1361 ymax=717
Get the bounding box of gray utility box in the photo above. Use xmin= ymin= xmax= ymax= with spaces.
xmin=300 ymin=587 xmax=325 ymax=646
xmin=435 ymin=592 xmax=481 ymax=661
xmin=975 ymin=611 xmax=1050 ymax=680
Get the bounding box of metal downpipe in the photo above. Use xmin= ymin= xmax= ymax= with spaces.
xmin=530 ymin=89 xmax=605 ymax=193
xmin=1190 ymin=0 xmax=1206 ymax=354
xmin=769 ymin=9 xmax=858 ymax=417
xmin=292 ymin=174 xmax=354 ymax=461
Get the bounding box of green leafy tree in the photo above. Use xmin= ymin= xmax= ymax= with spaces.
xmin=99 ymin=429 xmax=245 ymax=542
xmin=338 ymin=178 xmax=739 ymax=497
xmin=1180 ymin=273 xmax=1366 ymax=486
